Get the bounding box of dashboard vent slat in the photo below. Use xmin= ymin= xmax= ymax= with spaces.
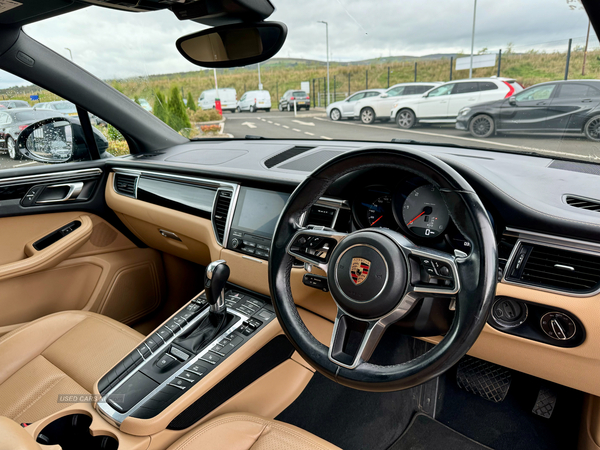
xmin=212 ymin=190 xmax=232 ymax=245
xmin=114 ymin=173 xmax=138 ymax=197
xmin=264 ymin=146 xmax=315 ymax=168
xmin=508 ymin=243 xmax=600 ymax=293
xmin=565 ymin=195 xmax=600 ymax=212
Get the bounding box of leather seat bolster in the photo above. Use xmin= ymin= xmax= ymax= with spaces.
xmin=167 ymin=413 xmax=341 ymax=450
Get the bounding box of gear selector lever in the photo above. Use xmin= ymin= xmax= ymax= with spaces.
xmin=205 ymin=260 xmax=230 ymax=313
xmin=173 ymin=260 xmax=232 ymax=354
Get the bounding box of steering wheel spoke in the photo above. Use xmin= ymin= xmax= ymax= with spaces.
xmin=286 ymin=226 xmax=347 ymax=274
xmin=328 ymin=308 xmax=388 ymax=369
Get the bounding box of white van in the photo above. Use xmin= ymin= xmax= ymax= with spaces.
xmin=237 ymin=90 xmax=271 ymax=112
xmin=198 ymin=88 xmax=237 ymax=112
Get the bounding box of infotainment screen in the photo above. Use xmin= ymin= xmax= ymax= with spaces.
xmin=231 ymin=187 xmax=290 ymax=238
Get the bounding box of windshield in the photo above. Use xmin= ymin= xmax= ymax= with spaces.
xmin=1 ymin=1 xmax=598 ymax=162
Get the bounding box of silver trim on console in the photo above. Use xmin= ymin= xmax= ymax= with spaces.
xmin=502 ymin=227 xmax=600 ymax=297
xmin=96 ymin=305 xmax=249 ymax=426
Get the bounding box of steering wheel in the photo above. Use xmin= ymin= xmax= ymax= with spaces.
xmin=269 ymin=147 xmax=497 ymax=392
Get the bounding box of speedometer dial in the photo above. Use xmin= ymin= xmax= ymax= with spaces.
xmin=402 ymin=185 xmax=449 ymax=238
xmin=367 ymin=195 xmax=394 ymax=228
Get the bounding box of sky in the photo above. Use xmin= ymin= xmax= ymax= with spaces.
xmin=0 ymin=0 xmax=594 ymax=89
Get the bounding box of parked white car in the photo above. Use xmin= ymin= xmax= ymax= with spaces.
xmin=353 ymin=83 xmax=441 ymax=124
xmin=389 ymin=77 xmax=524 ymax=129
xmin=237 ymin=90 xmax=271 ymax=112
xmin=326 ymin=89 xmax=384 ymax=121
xmin=198 ymin=88 xmax=237 ymax=112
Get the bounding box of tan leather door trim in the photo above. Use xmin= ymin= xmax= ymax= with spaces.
xmin=0 ymin=215 xmax=93 ymax=282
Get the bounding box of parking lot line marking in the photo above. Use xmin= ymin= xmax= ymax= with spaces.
xmin=321 ymin=136 xmax=333 ymax=140
xmin=15 ymin=161 xmax=37 ymax=167
xmin=304 ymin=132 xmax=315 ymax=136
xmin=274 ymin=123 xmax=281 ymax=126
xmin=292 ymin=128 xmax=302 ymax=132
xmin=292 ymin=119 xmax=315 ymax=127
xmin=283 ymin=125 xmax=289 ymax=129
xmin=313 ymin=117 xmax=552 ymax=153
xmin=267 ymin=120 xmax=273 ymax=123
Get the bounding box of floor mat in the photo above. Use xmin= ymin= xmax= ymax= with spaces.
xmin=389 ymin=413 xmax=493 ymax=450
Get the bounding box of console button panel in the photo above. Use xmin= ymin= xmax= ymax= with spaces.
xmin=97 ymin=289 xmax=276 ymax=424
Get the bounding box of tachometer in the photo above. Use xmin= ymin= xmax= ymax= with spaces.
xmin=366 ymin=195 xmax=394 ymax=228
xmin=402 ymin=185 xmax=449 ymax=238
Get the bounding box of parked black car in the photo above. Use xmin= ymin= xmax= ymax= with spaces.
xmin=278 ymin=90 xmax=310 ymax=111
xmin=456 ymin=80 xmax=600 ymax=141
xmin=0 ymin=100 xmax=31 ymax=110
xmin=0 ymin=108 xmax=63 ymax=160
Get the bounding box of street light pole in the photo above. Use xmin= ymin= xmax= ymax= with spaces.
xmin=258 ymin=63 xmax=262 ymax=89
xmin=318 ymin=21 xmax=330 ymax=106
xmin=65 ymin=47 xmax=73 ymax=61
xmin=469 ymin=0 xmax=477 ymax=78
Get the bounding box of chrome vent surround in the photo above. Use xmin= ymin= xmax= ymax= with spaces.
xmin=565 ymin=195 xmax=600 ymax=213
xmin=212 ymin=190 xmax=233 ymax=245
xmin=114 ymin=173 xmax=138 ymax=198
xmin=506 ymin=242 xmax=600 ymax=294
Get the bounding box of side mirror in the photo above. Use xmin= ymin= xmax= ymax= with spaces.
xmin=380 ymin=93 xmax=389 ymax=98
xmin=422 ymin=93 xmax=429 ymax=98
xmin=17 ymin=117 xmax=108 ymax=163
xmin=176 ymin=22 xmax=287 ymax=68
xmin=508 ymin=96 xmax=517 ymax=106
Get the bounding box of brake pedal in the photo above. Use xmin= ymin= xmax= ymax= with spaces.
xmin=532 ymin=385 xmax=557 ymax=419
xmin=456 ymin=356 xmax=512 ymax=402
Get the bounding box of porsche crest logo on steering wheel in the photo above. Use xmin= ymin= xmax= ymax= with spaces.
xmin=350 ymin=257 xmax=371 ymax=285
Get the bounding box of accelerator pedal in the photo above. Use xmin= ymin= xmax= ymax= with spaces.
xmin=532 ymin=385 xmax=558 ymax=419
xmin=456 ymin=356 xmax=512 ymax=403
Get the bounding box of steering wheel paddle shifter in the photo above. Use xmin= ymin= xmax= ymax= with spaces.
xmin=174 ymin=260 xmax=232 ymax=354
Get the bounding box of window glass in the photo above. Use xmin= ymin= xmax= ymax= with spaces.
xmin=405 ymin=85 xmax=433 ymax=95
xmin=0 ymin=113 xmax=8 ymax=125
xmin=453 ymin=82 xmax=479 ymax=94
xmin=348 ymin=93 xmax=365 ymax=102
xmin=516 ymin=84 xmax=556 ymax=102
xmin=427 ymin=84 xmax=454 ymax=97
xmin=478 ymin=82 xmax=498 ymax=91
xmin=292 ymin=91 xmax=307 ymax=97
xmin=557 ymin=84 xmax=600 ymax=99
xmin=386 ymin=86 xmax=405 ymax=97
xmin=366 ymin=92 xmax=381 ymax=97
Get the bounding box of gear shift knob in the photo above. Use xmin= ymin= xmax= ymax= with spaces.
xmin=205 ymin=260 xmax=230 ymax=313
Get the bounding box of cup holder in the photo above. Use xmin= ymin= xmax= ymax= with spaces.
xmin=36 ymin=414 xmax=118 ymax=450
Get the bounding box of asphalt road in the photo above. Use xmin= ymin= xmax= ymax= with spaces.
xmin=0 ymin=153 xmax=43 ymax=170
xmin=223 ymin=110 xmax=600 ymax=162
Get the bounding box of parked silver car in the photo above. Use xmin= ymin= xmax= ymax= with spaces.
xmin=326 ymin=89 xmax=385 ymax=121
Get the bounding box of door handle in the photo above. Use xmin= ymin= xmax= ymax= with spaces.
xmin=36 ymin=182 xmax=84 ymax=204
xmin=582 ymin=99 xmax=593 ymax=103
xmin=536 ymin=102 xmax=547 ymax=106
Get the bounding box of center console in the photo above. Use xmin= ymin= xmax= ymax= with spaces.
xmin=96 ymin=280 xmax=276 ymax=427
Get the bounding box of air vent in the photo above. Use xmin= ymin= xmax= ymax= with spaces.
xmin=507 ymin=243 xmax=600 ymax=293
xmin=212 ymin=190 xmax=232 ymax=245
xmin=305 ymin=205 xmax=337 ymax=227
xmin=565 ymin=195 xmax=600 ymax=212
xmin=264 ymin=146 xmax=315 ymax=168
xmin=114 ymin=173 xmax=138 ymax=197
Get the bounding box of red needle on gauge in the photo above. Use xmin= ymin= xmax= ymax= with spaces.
xmin=406 ymin=211 xmax=425 ymax=225
xmin=370 ymin=216 xmax=383 ymax=226
xmin=407 ymin=206 xmax=433 ymax=226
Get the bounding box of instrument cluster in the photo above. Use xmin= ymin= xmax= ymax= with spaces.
xmin=350 ymin=174 xmax=473 ymax=254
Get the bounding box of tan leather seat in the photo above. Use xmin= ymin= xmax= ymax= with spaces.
xmin=0 ymin=311 xmax=142 ymax=424
xmin=167 ymin=413 xmax=341 ymax=450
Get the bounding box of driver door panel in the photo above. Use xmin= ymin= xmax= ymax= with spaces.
xmin=0 ymin=165 xmax=165 ymax=337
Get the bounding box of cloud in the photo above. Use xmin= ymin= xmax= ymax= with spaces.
xmin=0 ymin=0 xmax=593 ymax=89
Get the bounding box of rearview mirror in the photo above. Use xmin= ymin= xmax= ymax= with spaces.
xmin=176 ymin=22 xmax=287 ymax=68
xmin=508 ymin=96 xmax=517 ymax=106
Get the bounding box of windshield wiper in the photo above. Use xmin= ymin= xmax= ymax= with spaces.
xmin=391 ymin=138 xmax=464 ymax=149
